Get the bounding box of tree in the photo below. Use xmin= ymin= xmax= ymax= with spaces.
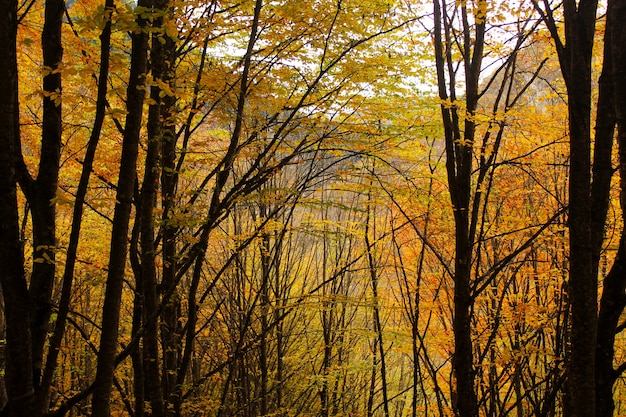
xmin=596 ymin=0 xmax=626 ymax=415
xmin=0 ymin=0 xmax=34 ymax=416
xmin=430 ymin=1 xmax=569 ymax=415
xmin=529 ymin=1 xmax=626 ymax=416
xmin=90 ymin=0 xmax=152 ymax=414
xmin=0 ymin=0 xmax=64 ymax=414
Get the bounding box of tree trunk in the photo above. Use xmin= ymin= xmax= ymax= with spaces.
xmin=596 ymin=0 xmax=626 ymax=414
xmin=154 ymin=3 xmax=179 ymax=413
xmin=432 ymin=0 xmax=484 ymax=413
xmin=37 ymin=0 xmax=114 ymax=413
xmin=259 ymin=203 xmax=271 ymax=416
xmin=136 ymin=0 xmax=176 ymax=411
xmin=365 ymin=191 xmax=390 ymax=417
xmin=596 ymin=237 xmax=626 ymax=417
xmin=558 ymin=2 xmax=598 ymax=415
xmin=91 ymin=1 xmax=151 ymax=415
xmin=28 ymin=0 xmax=63 ymax=397
xmin=0 ymin=1 xmax=35 ymax=416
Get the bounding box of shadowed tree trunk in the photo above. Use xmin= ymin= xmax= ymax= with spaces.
xmin=36 ymin=0 xmax=114 ymax=413
xmin=562 ymin=5 xmax=598 ymax=414
xmin=531 ymin=0 xmax=626 ymax=415
xmin=432 ymin=0 xmax=485 ymax=414
xmin=4 ymin=0 xmax=64 ymax=411
xmin=0 ymin=2 xmax=35 ymax=416
xmin=26 ymin=0 xmax=63 ymax=397
xmin=596 ymin=0 xmax=626 ymax=414
xmin=150 ymin=1 xmax=178 ymax=414
xmin=91 ymin=1 xmax=152 ymax=415
xmin=135 ymin=0 xmax=175 ymax=414
xmin=529 ymin=0 xmax=598 ymax=414
xmin=364 ymin=183 xmax=390 ymax=417
xmin=596 ymin=237 xmax=626 ymax=417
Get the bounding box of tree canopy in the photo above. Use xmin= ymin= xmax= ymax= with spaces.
xmin=0 ymin=0 xmax=624 ymax=417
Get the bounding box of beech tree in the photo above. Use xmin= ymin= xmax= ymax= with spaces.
xmin=430 ymin=1 xmax=570 ymax=415
xmin=531 ymin=0 xmax=626 ymax=416
xmin=90 ymin=0 xmax=152 ymax=414
xmin=0 ymin=0 xmax=64 ymax=415
xmin=595 ymin=0 xmax=626 ymax=415
xmin=0 ymin=0 xmax=33 ymax=415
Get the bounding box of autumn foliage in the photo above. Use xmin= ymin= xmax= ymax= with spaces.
xmin=0 ymin=0 xmax=624 ymax=417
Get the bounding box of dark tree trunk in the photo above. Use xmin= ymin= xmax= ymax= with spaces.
xmin=596 ymin=237 xmax=626 ymax=417
xmin=259 ymin=204 xmax=271 ymax=416
xmin=130 ymin=239 xmax=146 ymax=417
xmin=557 ymin=1 xmax=599 ymax=415
xmin=432 ymin=0 xmax=484 ymax=414
xmin=533 ymin=0 xmax=625 ymax=414
xmin=596 ymin=0 xmax=626 ymax=414
xmin=37 ymin=0 xmax=113 ymax=413
xmin=136 ymin=0 xmax=175 ymax=412
xmin=26 ymin=0 xmax=63 ymax=398
xmin=90 ymin=1 xmax=151 ymax=415
xmin=0 ymin=1 xmax=35 ymax=416
xmin=154 ymin=5 xmax=179 ymax=413
xmin=141 ymin=2 xmax=177 ymax=414
xmin=161 ymin=131 xmax=181 ymax=417
xmin=365 ymin=194 xmax=390 ymax=417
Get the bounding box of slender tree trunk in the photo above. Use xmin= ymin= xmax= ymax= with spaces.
xmin=259 ymin=203 xmax=271 ymax=416
xmin=27 ymin=0 xmax=63 ymax=397
xmin=154 ymin=3 xmax=179 ymax=413
xmin=130 ymin=238 xmax=146 ymax=417
xmin=596 ymin=237 xmax=626 ymax=417
xmin=138 ymin=142 xmax=164 ymax=417
xmin=594 ymin=2 xmax=623 ymax=415
xmin=320 ymin=307 xmax=331 ymax=417
xmin=433 ymin=0 xmax=484 ymax=412
xmin=451 ymin=234 xmax=476 ymax=417
xmin=130 ymin=217 xmax=146 ymax=417
xmin=174 ymin=228 xmax=208 ymax=417
xmin=37 ymin=0 xmax=114 ymax=413
xmin=136 ymin=0 xmax=176 ymax=411
xmin=274 ymin=230 xmax=285 ymax=414
xmin=365 ymin=191 xmax=390 ymax=417
xmin=161 ymin=142 xmax=181 ymax=417
xmin=0 ymin=1 xmax=35 ymax=416
xmin=367 ymin=340 xmax=377 ymax=417
xmin=596 ymin=1 xmax=626 ymax=414
xmin=91 ymin=1 xmax=151 ymax=415
xmin=159 ymin=70 xmax=180 ymax=417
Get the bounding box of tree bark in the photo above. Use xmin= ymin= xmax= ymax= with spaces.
xmin=27 ymin=0 xmax=64 ymax=399
xmin=37 ymin=0 xmax=114 ymax=413
xmin=596 ymin=237 xmax=626 ymax=417
xmin=91 ymin=2 xmax=151 ymax=415
xmin=135 ymin=0 xmax=174 ymax=412
xmin=558 ymin=1 xmax=599 ymax=415
xmin=432 ymin=0 xmax=484 ymax=414
xmin=365 ymin=189 xmax=390 ymax=417
xmin=596 ymin=0 xmax=626 ymax=414
xmin=0 ymin=1 xmax=35 ymax=416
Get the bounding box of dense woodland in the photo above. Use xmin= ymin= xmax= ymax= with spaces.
xmin=0 ymin=0 xmax=625 ymax=416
